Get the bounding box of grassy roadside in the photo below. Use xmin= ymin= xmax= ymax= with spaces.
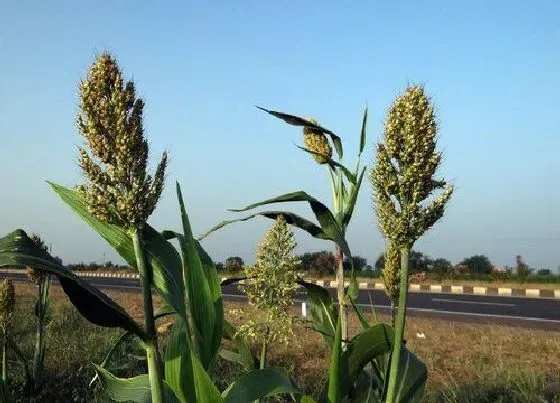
xmin=4 ymin=283 xmax=559 ymax=402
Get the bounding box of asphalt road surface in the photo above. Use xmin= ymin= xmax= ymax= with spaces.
xmin=2 ymin=272 xmax=559 ymax=330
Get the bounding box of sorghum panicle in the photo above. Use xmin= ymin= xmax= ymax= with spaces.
xmin=0 ymin=279 xmax=15 ymax=332
xmin=76 ymin=52 xmax=167 ymax=230
xmin=303 ymin=118 xmax=332 ymax=164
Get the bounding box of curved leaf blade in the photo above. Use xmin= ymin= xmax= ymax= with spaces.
xmin=256 ymin=106 xmax=343 ymax=158
xmin=394 ymin=348 xmax=428 ymax=403
xmin=359 ymin=105 xmax=368 ymax=154
xmin=340 ymin=324 xmax=394 ymax=398
xmin=48 ymin=182 xmax=185 ymax=318
xmin=199 ymin=210 xmax=330 ymax=242
xmin=176 ymin=182 xmax=224 ymax=371
xmin=0 ymin=229 xmax=147 ymax=340
xmin=222 ymin=319 xmax=255 ymax=371
xmin=328 ymin=317 xmax=343 ymax=403
xmin=298 ymin=279 xmax=337 ymax=347
xmin=222 ymin=368 xmax=302 ymax=403
xmin=93 ymin=365 xmax=179 ymax=403
xmin=342 ymin=166 xmax=366 ymax=229
xmin=295 ymin=145 xmax=356 ymax=184
xmin=228 ymin=191 xmax=351 ymax=259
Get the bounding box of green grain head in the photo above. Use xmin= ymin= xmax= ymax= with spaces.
xmin=382 ymin=241 xmax=400 ymax=302
xmin=76 ymin=52 xmax=167 ymax=230
xmin=26 ymin=233 xmax=49 ymax=285
xmin=370 ymin=85 xmax=453 ymax=247
xmin=239 ymin=215 xmax=300 ymax=344
xmin=303 ymin=118 xmax=332 ymax=164
xmin=0 ymin=279 xmax=15 ymax=332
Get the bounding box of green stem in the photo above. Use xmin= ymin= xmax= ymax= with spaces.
xmin=260 ymin=331 xmax=268 ymax=370
xmin=335 ymin=246 xmax=347 ymax=346
xmin=132 ymin=230 xmax=164 ymax=403
xmin=2 ymin=330 xmax=7 ymax=381
xmin=390 ymin=301 xmax=396 ymax=328
xmin=385 ymin=247 xmax=410 ymax=403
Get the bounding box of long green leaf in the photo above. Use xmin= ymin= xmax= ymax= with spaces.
xmin=48 ymin=182 xmax=185 ymax=319
xmin=165 ymin=319 xmax=196 ymax=403
xmin=340 ymin=324 xmax=394 ymax=398
xmin=176 ymin=182 xmax=223 ymax=371
xmin=328 ymin=316 xmax=343 ymax=403
xmin=89 ymin=331 xmax=135 ymax=387
xmin=222 ymin=319 xmax=255 ymax=371
xmin=295 ymin=145 xmax=356 ymax=184
xmin=93 ymin=365 xmax=179 ymax=403
xmin=359 ymin=105 xmax=368 ymax=154
xmin=393 ymin=348 xmax=428 ymax=403
xmin=298 ymin=279 xmax=337 ymax=347
xmin=199 ymin=210 xmax=330 ymax=242
xmin=229 ymin=191 xmax=351 ymax=259
xmin=342 ymin=166 xmax=366 ymax=229
xmin=256 ymin=106 xmax=343 ymax=158
xmin=222 ymin=368 xmax=302 ymax=403
xmin=0 ymin=230 xmax=147 ymax=340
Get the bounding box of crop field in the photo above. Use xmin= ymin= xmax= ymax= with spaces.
xmin=2 ymin=283 xmax=558 ymax=402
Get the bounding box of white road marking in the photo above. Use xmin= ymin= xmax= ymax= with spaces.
xmin=220 ymin=294 xmax=560 ymax=324
xmin=432 ymin=298 xmax=516 ymax=307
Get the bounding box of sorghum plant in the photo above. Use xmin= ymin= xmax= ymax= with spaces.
xmin=370 ymin=85 xmax=453 ymax=403
xmin=203 ymin=106 xmax=369 ymax=344
xmin=26 ymin=233 xmax=51 ymax=390
xmin=76 ymin=52 xmax=167 ymax=402
xmin=382 ymin=241 xmax=400 ymax=326
xmin=237 ymin=215 xmax=299 ymax=369
xmin=0 ymin=279 xmax=15 ymax=381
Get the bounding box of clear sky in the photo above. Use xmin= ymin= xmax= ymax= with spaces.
xmin=1 ymin=1 xmax=559 ymax=271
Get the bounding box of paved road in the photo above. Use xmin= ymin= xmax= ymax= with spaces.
xmin=2 ymin=272 xmax=559 ymax=330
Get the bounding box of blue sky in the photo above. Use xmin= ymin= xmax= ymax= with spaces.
xmin=1 ymin=1 xmax=558 ymax=271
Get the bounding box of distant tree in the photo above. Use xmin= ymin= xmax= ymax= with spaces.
xmin=432 ymin=258 xmax=452 ymax=276
xmin=460 ymin=255 xmax=493 ymax=274
xmin=375 ymin=253 xmax=385 ymax=271
xmin=310 ymin=251 xmax=336 ymax=275
xmin=515 ymin=255 xmax=532 ymax=281
xmin=215 ymin=262 xmax=225 ymax=272
xmin=537 ymin=269 xmax=551 ymax=276
xmin=343 ymin=256 xmax=368 ymax=271
xmin=408 ymin=251 xmax=433 ymax=273
xmin=376 ymin=250 xmax=433 ymax=274
xmin=224 ymin=256 xmax=244 ymax=272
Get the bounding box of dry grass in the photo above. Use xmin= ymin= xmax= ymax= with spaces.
xmin=10 ymin=282 xmax=560 ymax=401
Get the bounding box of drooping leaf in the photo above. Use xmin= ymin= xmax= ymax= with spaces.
xmin=89 ymin=331 xmax=136 ymax=387
xmin=221 ymin=319 xmax=255 ymax=371
xmin=339 ymin=324 xmax=394 ymax=398
xmin=298 ymin=279 xmax=337 ymax=347
xmin=342 ymin=166 xmax=366 ymax=229
xmin=392 ymin=347 xmax=428 ymax=403
xmin=176 ymin=182 xmax=224 ymax=371
xmin=93 ymin=365 xmax=179 ymax=403
xmin=229 ymin=191 xmax=351 ymax=259
xmin=154 ymin=303 xmax=177 ymax=320
xmin=199 ymin=210 xmax=330 ymax=242
xmin=256 ymin=106 xmax=343 ymax=158
xmin=48 ymin=182 xmax=185 ymax=318
xmin=0 ymin=230 xmax=147 ymax=340
xmin=327 ymin=316 xmax=343 ymax=403
xmin=222 ymin=368 xmax=303 ymax=403
xmin=359 ymin=105 xmax=368 ymax=154
xmin=295 ymin=145 xmax=356 ymax=184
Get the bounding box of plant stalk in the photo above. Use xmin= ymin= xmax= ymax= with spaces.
xmin=390 ymin=301 xmax=396 ymax=328
xmin=385 ymin=247 xmax=410 ymax=403
xmin=2 ymin=331 xmax=6 ymax=381
xmin=132 ymin=230 xmax=164 ymax=403
xmin=335 ymin=245 xmax=347 ymax=345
